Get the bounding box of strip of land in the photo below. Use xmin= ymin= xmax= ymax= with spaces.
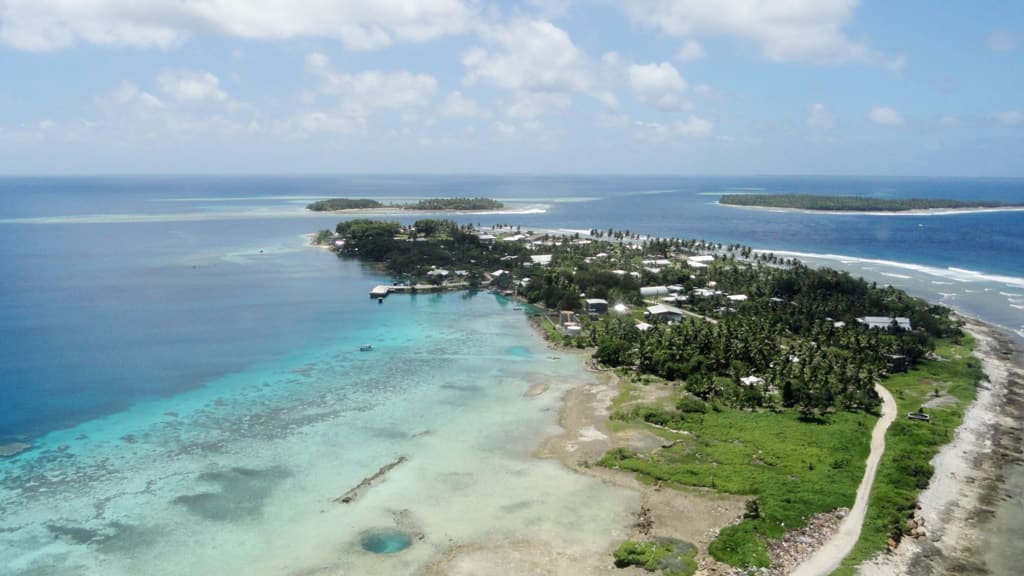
xmin=791 ymin=383 xmax=897 ymax=576
xmin=718 ymin=193 xmax=1024 ymax=216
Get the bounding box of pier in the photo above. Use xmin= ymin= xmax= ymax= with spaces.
xmin=369 ymin=283 xmax=468 ymax=298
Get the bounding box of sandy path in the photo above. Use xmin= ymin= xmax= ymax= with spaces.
xmin=789 ymin=383 xmax=898 ymax=576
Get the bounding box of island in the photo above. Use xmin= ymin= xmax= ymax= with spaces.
xmin=719 ymin=193 xmax=1024 ymax=213
xmin=306 ymin=197 xmax=504 ymax=212
xmin=314 ymin=218 xmax=984 ymax=575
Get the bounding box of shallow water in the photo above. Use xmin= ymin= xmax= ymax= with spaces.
xmin=0 ymin=291 xmax=635 ymax=575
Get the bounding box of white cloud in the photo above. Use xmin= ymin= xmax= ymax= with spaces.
xmin=987 ymin=31 xmax=1016 ymax=52
xmin=633 ymin=115 xmax=712 ymax=141
xmin=505 ymin=92 xmax=571 ymax=119
xmin=158 ymin=70 xmax=228 ymax=104
xmin=618 ymin=0 xmax=891 ymax=65
xmin=307 ymin=53 xmax=438 ymax=114
xmin=939 ymin=115 xmax=960 ymax=128
xmin=677 ymin=39 xmax=705 ymax=61
xmin=807 ymin=103 xmax=835 ymax=130
xmin=438 ymin=91 xmax=487 ymax=117
xmin=673 ymin=115 xmax=713 ymax=137
xmin=463 ymin=20 xmax=591 ymax=93
xmin=991 ymin=111 xmax=1022 ymax=127
xmin=104 ymin=81 xmax=164 ymax=109
xmin=0 ymin=0 xmax=474 ymax=51
xmin=628 ymin=62 xmax=687 ymax=110
xmin=868 ymin=106 xmax=904 ymax=126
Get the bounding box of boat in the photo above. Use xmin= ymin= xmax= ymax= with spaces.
xmin=360 ymin=344 xmax=374 ymax=352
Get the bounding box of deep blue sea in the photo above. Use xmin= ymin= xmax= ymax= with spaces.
xmin=0 ymin=175 xmax=1022 ymax=575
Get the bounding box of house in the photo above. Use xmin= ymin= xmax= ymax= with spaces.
xmin=740 ymin=376 xmax=765 ymax=387
xmin=640 ymin=286 xmax=670 ymax=297
xmin=476 ymin=234 xmax=496 ymax=244
xmin=727 ymin=294 xmax=749 ymax=302
xmin=559 ymin=311 xmax=577 ymax=326
xmin=687 ymin=255 xmax=715 ymax=268
xmin=504 ymin=234 xmax=529 ymax=242
xmin=887 ymin=354 xmax=909 ymax=373
xmin=530 ymin=254 xmax=553 ymax=266
xmin=613 ymin=303 xmax=629 ymax=314
xmin=857 ymin=316 xmax=913 ymax=331
xmin=635 ymin=321 xmax=654 ymax=332
xmin=426 ymin=268 xmax=449 ymax=277
xmin=584 ymin=298 xmax=609 ymax=314
xmin=565 ymin=323 xmax=582 ymax=337
xmin=646 ymin=304 xmax=684 ymax=323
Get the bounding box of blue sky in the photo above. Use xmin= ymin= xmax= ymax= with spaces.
xmin=0 ymin=0 xmax=1020 ymax=175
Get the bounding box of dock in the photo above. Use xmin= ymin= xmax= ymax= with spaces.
xmin=369 ymin=283 xmax=468 ymax=298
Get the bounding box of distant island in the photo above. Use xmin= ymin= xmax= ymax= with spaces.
xmin=719 ymin=193 xmax=1024 ymax=213
xmin=307 ymin=197 xmax=504 ymax=212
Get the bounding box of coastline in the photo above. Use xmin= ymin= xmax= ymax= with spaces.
xmin=859 ymin=318 xmax=1024 ymax=575
xmin=716 ymin=201 xmax=1024 ymax=217
xmin=423 ymin=313 xmax=748 ymax=575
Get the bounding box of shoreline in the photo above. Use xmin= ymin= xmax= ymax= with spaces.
xmin=859 ymin=318 xmax=1024 ymax=575
xmin=423 ymin=312 xmax=748 ymax=575
xmin=716 ymin=201 xmax=1024 ymax=217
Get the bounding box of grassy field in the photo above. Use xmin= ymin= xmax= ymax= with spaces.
xmin=601 ymin=401 xmax=876 ymax=567
xmin=599 ymin=336 xmax=982 ymax=570
xmin=834 ymin=335 xmax=982 ymax=574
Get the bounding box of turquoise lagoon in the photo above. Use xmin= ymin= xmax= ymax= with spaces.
xmin=0 ymin=275 xmax=635 ymax=575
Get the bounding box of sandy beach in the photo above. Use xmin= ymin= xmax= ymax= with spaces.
xmin=859 ymin=319 xmax=1024 ymax=575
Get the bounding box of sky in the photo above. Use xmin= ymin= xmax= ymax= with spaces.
xmin=0 ymin=0 xmax=1021 ymax=176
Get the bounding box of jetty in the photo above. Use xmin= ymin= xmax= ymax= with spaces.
xmin=369 ymin=283 xmax=468 ymax=298
xmin=335 ymin=456 xmax=408 ymax=504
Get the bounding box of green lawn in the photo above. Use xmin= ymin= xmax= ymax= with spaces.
xmin=601 ymin=403 xmax=876 ymax=567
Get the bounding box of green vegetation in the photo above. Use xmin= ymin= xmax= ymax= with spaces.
xmin=307 ymin=198 xmax=383 ymax=211
xmin=719 ymin=193 xmax=1021 ymax=212
xmin=613 ymin=539 xmax=698 ymax=576
xmin=306 ymin=197 xmax=503 ymax=212
xmin=406 ymin=197 xmax=504 ymax=211
xmin=602 ymin=406 xmax=875 ymax=567
xmin=834 ymin=336 xmax=983 ymax=574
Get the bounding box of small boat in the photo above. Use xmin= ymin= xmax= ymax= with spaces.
xmin=360 ymin=344 xmax=374 ymax=352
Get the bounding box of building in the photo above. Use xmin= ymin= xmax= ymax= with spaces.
xmin=640 ymin=286 xmax=670 ymax=297
xmin=857 ymin=316 xmax=913 ymax=331
xmin=565 ymin=323 xmax=582 ymax=337
xmin=740 ymin=376 xmax=765 ymax=387
xmin=530 ymin=254 xmax=553 ymax=266
xmin=727 ymin=294 xmax=749 ymax=302
xmin=887 ymin=354 xmax=909 ymax=373
xmin=559 ymin=310 xmax=577 ymax=326
xmin=584 ymin=298 xmax=608 ymax=314
xmin=646 ymin=304 xmax=684 ymax=323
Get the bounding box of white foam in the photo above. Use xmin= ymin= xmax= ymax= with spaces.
xmin=758 ymin=249 xmax=1024 ymax=290
xmin=881 ymin=272 xmax=913 ymax=280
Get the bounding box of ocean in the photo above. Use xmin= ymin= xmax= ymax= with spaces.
xmin=1 ymin=175 xmax=1022 ymax=574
